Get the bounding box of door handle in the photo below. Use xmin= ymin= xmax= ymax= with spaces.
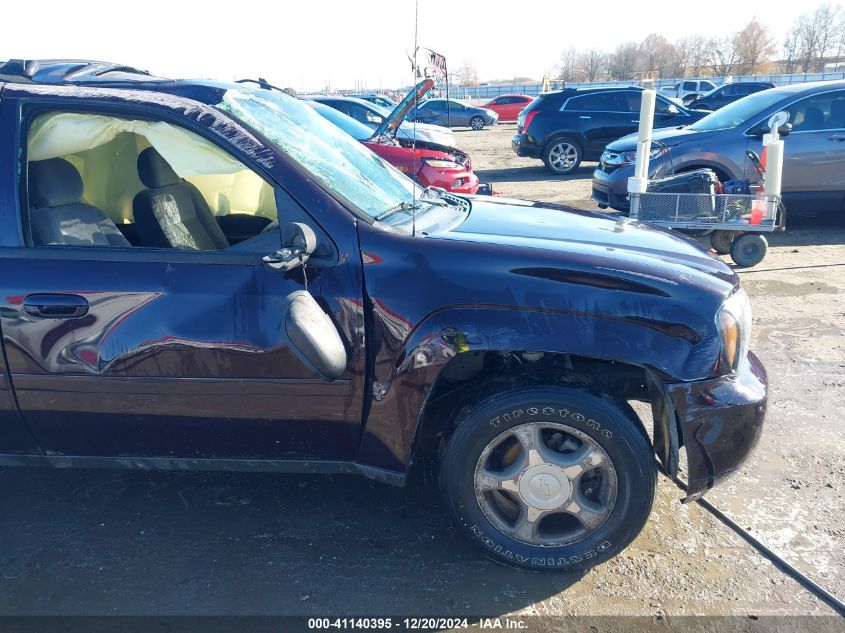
xmin=631 ymin=120 xmax=640 ymax=123
xmin=23 ymin=294 xmax=89 ymax=319
xmin=828 ymin=135 xmax=845 ymax=142
xmin=579 ymin=116 xmax=592 ymax=119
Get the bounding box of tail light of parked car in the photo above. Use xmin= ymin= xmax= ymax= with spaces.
xmin=519 ymin=110 xmax=538 ymax=134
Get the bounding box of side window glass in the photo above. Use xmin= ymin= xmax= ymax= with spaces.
xmin=25 ymin=111 xmax=278 ymax=250
xmin=788 ymin=91 xmax=845 ymax=132
xmin=683 ymin=81 xmax=696 ymax=91
xmin=568 ymin=92 xmax=621 ymax=112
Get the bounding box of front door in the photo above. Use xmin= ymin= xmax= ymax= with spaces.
xmin=780 ymin=89 xmax=845 ymax=213
xmin=0 ymin=92 xmax=364 ymax=461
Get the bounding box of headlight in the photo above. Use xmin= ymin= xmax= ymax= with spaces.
xmin=717 ymin=288 xmax=751 ymax=371
xmin=422 ymin=158 xmax=461 ymax=169
xmin=621 ymin=146 xmax=668 ymax=164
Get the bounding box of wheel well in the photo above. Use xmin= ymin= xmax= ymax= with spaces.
xmin=411 ymin=351 xmax=652 ymax=465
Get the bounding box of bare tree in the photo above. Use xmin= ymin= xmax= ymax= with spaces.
xmin=707 ymin=34 xmax=740 ymax=76
xmin=579 ymin=49 xmax=607 ymax=82
xmin=558 ymin=47 xmax=581 ymax=82
xmin=792 ymin=4 xmax=843 ymax=72
xmin=676 ymin=35 xmax=710 ymax=76
xmin=452 ymin=60 xmax=479 ymax=86
xmin=638 ymin=34 xmax=677 ymax=78
xmin=607 ymin=42 xmax=639 ymax=80
xmin=736 ymin=18 xmax=776 ymax=74
xmin=782 ymin=27 xmax=801 ymax=73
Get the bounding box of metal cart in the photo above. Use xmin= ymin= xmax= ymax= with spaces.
xmin=626 ymin=83 xmax=789 ymax=268
xmin=630 ymin=191 xmax=785 ymax=267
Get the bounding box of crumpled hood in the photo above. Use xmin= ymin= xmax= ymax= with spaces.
xmin=427 ymin=196 xmax=738 ymax=296
xmin=606 ymin=126 xmax=721 ymax=152
xmin=397 ymin=121 xmax=455 ymax=146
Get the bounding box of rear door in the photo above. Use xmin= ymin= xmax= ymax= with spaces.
xmin=562 ymin=91 xmax=634 ymax=155
xmin=0 ymin=86 xmax=365 ymax=461
xmin=779 ymin=89 xmax=845 ymax=213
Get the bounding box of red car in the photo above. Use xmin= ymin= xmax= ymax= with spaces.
xmin=483 ymin=94 xmax=534 ymax=122
xmin=310 ymin=80 xmax=479 ymax=194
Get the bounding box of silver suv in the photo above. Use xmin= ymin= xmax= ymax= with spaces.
xmin=592 ymin=81 xmax=845 ymax=214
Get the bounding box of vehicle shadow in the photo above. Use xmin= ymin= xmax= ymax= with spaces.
xmin=476 ymin=164 xmax=597 ymax=183
xmin=0 ymin=467 xmax=581 ymax=616
xmin=767 ymin=212 xmax=845 ymax=247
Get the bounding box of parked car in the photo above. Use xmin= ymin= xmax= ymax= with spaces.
xmin=592 ymin=80 xmax=845 ymax=214
xmin=348 ymin=93 xmax=399 ymax=109
xmin=482 ymin=94 xmax=534 ymax=122
xmin=660 ymin=79 xmax=717 ymax=104
xmin=308 ymin=82 xmax=479 ymax=194
xmin=311 ymin=95 xmax=455 ymax=146
xmin=411 ymin=98 xmax=499 ymax=130
xmin=512 ymin=86 xmax=708 ymax=174
xmin=687 ymin=81 xmax=776 ymax=111
xmin=0 ymin=58 xmax=768 ymax=572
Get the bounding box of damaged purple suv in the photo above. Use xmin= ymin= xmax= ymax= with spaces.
xmin=0 ymin=60 xmax=767 ymax=571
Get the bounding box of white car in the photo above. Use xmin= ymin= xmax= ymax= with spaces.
xmin=660 ymin=79 xmax=718 ymax=104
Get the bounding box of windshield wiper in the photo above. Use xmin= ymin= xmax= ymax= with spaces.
xmin=375 ymin=200 xmax=416 ymax=221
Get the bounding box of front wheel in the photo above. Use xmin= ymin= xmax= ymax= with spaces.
xmin=440 ymin=386 xmax=656 ymax=571
xmin=542 ymin=138 xmax=582 ymax=175
xmin=470 ymin=116 xmax=485 ymax=131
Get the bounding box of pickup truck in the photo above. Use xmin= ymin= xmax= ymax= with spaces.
xmin=660 ymin=79 xmax=718 ymax=104
xmin=0 ymin=59 xmax=768 ymax=571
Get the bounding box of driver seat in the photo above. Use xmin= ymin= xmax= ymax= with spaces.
xmin=132 ymin=148 xmax=228 ymax=250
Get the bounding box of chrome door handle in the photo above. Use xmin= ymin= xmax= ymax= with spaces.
xmin=579 ymin=116 xmax=591 ymax=119
xmin=23 ymin=293 xmax=89 ymax=319
xmin=828 ymin=135 xmax=845 ymax=142
xmin=631 ymin=120 xmax=640 ymax=123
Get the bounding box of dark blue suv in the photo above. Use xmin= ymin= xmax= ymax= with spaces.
xmin=0 ymin=60 xmax=767 ymax=572
xmin=512 ymin=86 xmax=707 ymax=174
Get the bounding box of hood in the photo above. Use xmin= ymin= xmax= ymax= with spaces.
xmin=427 ymin=196 xmax=737 ymax=295
xmin=396 ymin=122 xmax=455 ymax=146
xmin=606 ymin=125 xmax=721 ymax=152
xmin=373 ymin=78 xmax=435 ymax=139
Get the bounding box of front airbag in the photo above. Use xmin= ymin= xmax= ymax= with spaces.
xmin=285 ymin=291 xmax=347 ymax=381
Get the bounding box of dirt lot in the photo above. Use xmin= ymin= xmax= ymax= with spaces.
xmin=0 ymin=123 xmax=842 ymax=627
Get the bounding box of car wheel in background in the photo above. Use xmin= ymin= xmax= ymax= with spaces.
xmin=470 ymin=116 xmax=485 ymax=131
xmin=711 ymin=230 xmax=738 ymax=255
xmin=731 ymin=234 xmax=768 ymax=268
xmin=440 ymin=386 xmax=656 ymax=571
xmin=542 ymin=138 xmax=582 ymax=175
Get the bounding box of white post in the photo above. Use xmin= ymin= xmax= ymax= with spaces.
xmin=628 ymin=80 xmax=656 ymax=219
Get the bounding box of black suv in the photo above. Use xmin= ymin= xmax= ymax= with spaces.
xmin=686 ymin=81 xmax=776 ymax=111
xmin=512 ymin=87 xmax=707 ymax=174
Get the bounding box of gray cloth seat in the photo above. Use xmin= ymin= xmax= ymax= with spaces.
xmin=132 ymin=148 xmax=228 ymax=251
xmin=28 ymin=158 xmax=130 ymax=247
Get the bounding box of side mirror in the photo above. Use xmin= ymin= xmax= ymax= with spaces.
xmin=263 ymin=222 xmax=316 ymax=272
xmin=749 ymin=122 xmax=792 ymax=137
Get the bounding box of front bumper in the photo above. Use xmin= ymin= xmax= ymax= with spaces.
xmin=591 ymin=165 xmax=631 ymax=210
xmin=667 ymin=351 xmax=768 ymax=498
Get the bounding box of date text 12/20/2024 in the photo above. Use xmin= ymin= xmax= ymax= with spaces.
xmin=307 ymin=618 xmax=527 ymax=629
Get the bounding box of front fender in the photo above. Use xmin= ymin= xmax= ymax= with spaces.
xmin=357 ymin=305 xmax=720 ymax=472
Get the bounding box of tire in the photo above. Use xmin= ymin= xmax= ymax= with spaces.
xmin=711 ymin=230 xmax=738 ymax=255
xmin=542 ymin=137 xmax=582 ymax=175
xmin=440 ymin=386 xmax=656 ymax=571
xmin=730 ymin=233 xmax=768 ymax=268
xmin=470 ymin=116 xmax=485 ymax=131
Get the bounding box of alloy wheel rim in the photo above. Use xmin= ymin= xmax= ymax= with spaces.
xmin=550 ymin=143 xmax=577 ymax=172
xmin=471 ymin=117 xmax=483 ymax=130
xmin=474 ymin=421 xmax=617 ymax=546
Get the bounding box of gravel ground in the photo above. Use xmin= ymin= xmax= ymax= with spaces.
xmin=0 ymin=123 xmax=842 ymax=627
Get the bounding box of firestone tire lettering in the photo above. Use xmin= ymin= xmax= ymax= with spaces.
xmin=490 ymin=406 xmax=613 ymax=439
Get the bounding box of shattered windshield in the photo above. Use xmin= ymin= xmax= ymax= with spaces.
xmin=219 ymin=89 xmax=417 ymax=221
